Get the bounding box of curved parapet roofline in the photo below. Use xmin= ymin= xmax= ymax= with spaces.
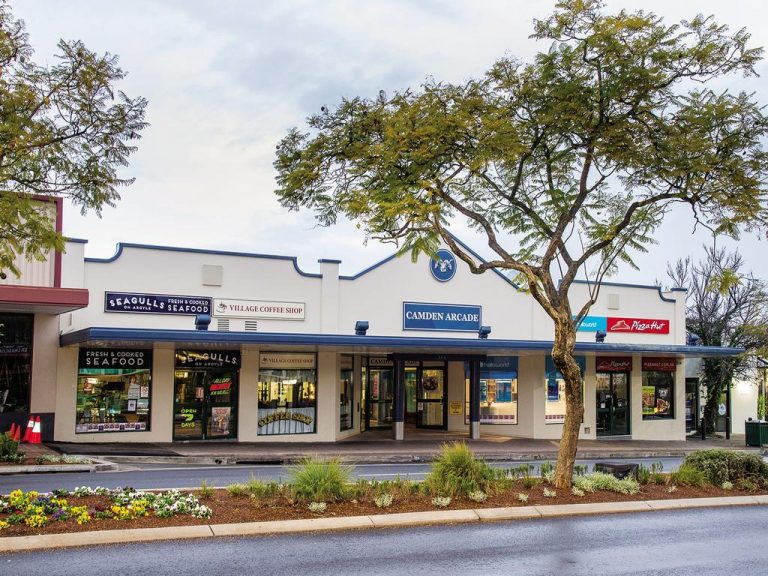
xmin=84 ymin=242 xmax=322 ymax=278
xmin=340 ymin=231 xmax=525 ymax=291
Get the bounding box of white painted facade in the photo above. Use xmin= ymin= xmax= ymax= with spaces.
xmin=45 ymin=238 xmax=716 ymax=445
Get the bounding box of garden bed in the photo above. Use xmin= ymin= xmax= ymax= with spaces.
xmin=1 ymin=481 xmax=764 ymax=538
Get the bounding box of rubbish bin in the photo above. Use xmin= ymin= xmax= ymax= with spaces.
xmin=744 ymin=420 xmax=768 ymax=447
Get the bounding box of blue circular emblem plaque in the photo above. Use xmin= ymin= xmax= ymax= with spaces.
xmin=430 ymin=249 xmax=456 ymax=282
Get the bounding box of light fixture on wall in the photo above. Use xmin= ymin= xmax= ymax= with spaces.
xmin=478 ymin=325 xmax=492 ymax=339
xmin=687 ymin=332 xmax=701 ymax=346
xmin=595 ymin=330 xmax=606 ymax=343
xmin=194 ymin=314 xmax=211 ymax=331
xmin=354 ymin=320 xmax=369 ymax=336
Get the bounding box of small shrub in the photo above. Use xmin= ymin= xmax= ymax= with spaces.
xmin=682 ymin=450 xmax=768 ymax=487
xmin=667 ymin=485 xmax=677 ymax=493
xmin=468 ymin=490 xmax=487 ymax=503
xmin=721 ymin=481 xmax=734 ymax=491
xmin=424 ymin=442 xmax=495 ymax=498
xmin=508 ymin=464 xmax=534 ymax=479
xmin=735 ymin=478 xmax=759 ymax=492
xmin=571 ymin=487 xmax=585 ymax=497
xmin=290 ymin=457 xmax=353 ymax=502
xmin=522 ymin=477 xmax=540 ymax=490
xmin=573 ymin=464 xmax=588 ymax=477
xmin=516 ymin=493 xmax=529 ymax=503
xmin=669 ymin=465 xmax=707 ymax=487
xmin=198 ymin=480 xmax=214 ymax=500
xmin=226 ymin=483 xmax=248 ymax=497
xmin=374 ymin=493 xmax=394 ymax=508
xmin=431 ymin=496 xmax=451 ymax=508
xmin=543 ymin=487 xmax=557 ymax=498
xmin=650 ymin=473 xmax=667 ymax=485
xmin=0 ymin=432 xmax=24 ymax=463
xmin=572 ymin=472 xmax=639 ymax=495
xmin=539 ymin=462 xmax=554 ymax=478
xmin=308 ymin=501 xmax=327 ymax=513
xmin=636 ymin=464 xmax=651 ymax=485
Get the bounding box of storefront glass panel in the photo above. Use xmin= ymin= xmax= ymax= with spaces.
xmin=544 ymin=356 xmax=585 ymax=424
xmin=417 ymin=368 xmax=445 ymax=429
xmin=173 ymin=350 xmax=240 ymax=440
xmin=366 ymin=358 xmax=394 ymax=429
xmin=465 ymin=357 xmax=518 ymax=425
xmin=340 ymin=355 xmax=353 ymax=431
xmin=596 ymin=372 xmax=630 ymax=435
xmin=76 ymin=349 xmax=152 ymax=433
xmin=0 ymin=313 xmax=33 ymax=413
xmin=642 ymin=358 xmax=676 ymax=420
xmin=258 ymin=353 xmax=317 ymax=435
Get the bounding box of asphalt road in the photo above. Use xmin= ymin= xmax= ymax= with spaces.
xmin=3 ymin=506 xmax=766 ymax=575
xmin=0 ymin=457 xmax=683 ymax=493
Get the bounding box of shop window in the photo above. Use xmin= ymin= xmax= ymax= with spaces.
xmin=340 ymin=355 xmax=353 ymax=431
xmin=544 ymin=356 xmax=585 ymax=424
xmin=0 ymin=313 xmax=33 ymax=413
xmin=465 ymin=357 xmax=518 ymax=424
xmin=641 ymin=357 xmax=676 ymax=420
xmin=76 ymin=349 xmax=152 ymax=433
xmin=258 ymin=353 xmax=317 ymax=435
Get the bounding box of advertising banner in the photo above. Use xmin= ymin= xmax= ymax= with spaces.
xmin=607 ymin=317 xmax=669 ymax=334
xmin=175 ymin=350 xmax=241 ymax=368
xmin=596 ymin=356 xmax=633 ymax=372
xmin=78 ymin=348 xmax=152 ymax=369
xmin=403 ymin=302 xmax=482 ymax=332
xmin=642 ymin=357 xmax=677 ymax=371
xmin=105 ymin=292 xmax=211 ymax=315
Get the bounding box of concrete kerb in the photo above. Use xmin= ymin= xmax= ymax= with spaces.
xmin=1 ymin=496 xmax=766 ymax=554
xmin=0 ymin=459 xmax=117 ymax=475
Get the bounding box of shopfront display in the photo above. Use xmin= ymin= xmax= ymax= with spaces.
xmin=0 ymin=313 xmax=33 ymax=414
xmin=642 ymin=357 xmax=676 ymax=419
xmin=544 ymin=356 xmax=586 ymax=424
xmin=76 ymin=348 xmax=152 ymax=433
xmin=465 ymin=357 xmax=518 ymax=424
xmin=595 ymin=357 xmax=631 ymax=436
xmin=257 ymin=353 xmax=316 ymax=435
xmin=173 ymin=350 xmax=239 ymax=440
xmin=339 ymin=354 xmax=353 ymax=431
xmin=364 ymin=357 xmax=394 ymax=429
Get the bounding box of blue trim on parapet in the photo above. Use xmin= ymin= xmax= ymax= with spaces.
xmin=339 ymin=231 xmax=522 ymax=290
xmin=318 ymin=259 xmax=342 ymax=264
xmin=85 ymin=242 xmax=322 ymax=278
xmin=570 ymin=279 xmax=679 ymax=303
xmin=60 ymin=327 xmax=743 ymax=358
xmin=66 ymin=238 xmax=89 ymax=244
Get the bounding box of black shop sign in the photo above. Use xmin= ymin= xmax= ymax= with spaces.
xmin=105 ymin=292 xmax=212 ymax=315
xmin=79 ymin=348 xmax=152 ymax=369
xmin=175 ymin=350 xmax=241 ymax=369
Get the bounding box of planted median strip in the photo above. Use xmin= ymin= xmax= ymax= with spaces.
xmin=2 ymin=445 xmax=768 ymax=550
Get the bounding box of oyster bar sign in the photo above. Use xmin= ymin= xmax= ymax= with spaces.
xmin=213 ymin=298 xmax=305 ymax=320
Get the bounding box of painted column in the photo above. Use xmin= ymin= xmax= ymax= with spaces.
xmin=469 ymin=359 xmax=481 ymax=439
xmin=318 ymin=259 xmax=340 ymax=334
xmin=393 ymin=358 xmax=405 ymax=440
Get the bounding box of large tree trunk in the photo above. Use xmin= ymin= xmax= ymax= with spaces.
xmin=552 ymin=318 xmax=584 ymax=489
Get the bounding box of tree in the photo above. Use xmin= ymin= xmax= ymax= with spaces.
xmin=0 ymin=1 xmax=147 ymax=277
xmin=274 ymin=0 xmax=768 ymax=488
xmin=667 ymin=247 xmax=768 ymax=434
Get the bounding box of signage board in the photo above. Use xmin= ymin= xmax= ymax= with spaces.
xmin=608 ymin=316 xmax=669 ymax=334
xmin=575 ymin=316 xmax=608 ymax=332
xmin=403 ymin=302 xmax=482 ymax=332
xmin=213 ymin=298 xmax=305 ymax=320
xmin=449 ymin=401 xmax=463 ymax=415
xmin=642 ymin=357 xmax=677 ymax=372
xmin=78 ymin=348 xmax=152 ymax=369
xmin=175 ymin=350 xmax=241 ymax=368
xmin=105 ymin=292 xmax=211 ymax=315
xmin=596 ymin=356 xmax=633 ymax=372
xmin=259 ymin=353 xmax=316 ymax=369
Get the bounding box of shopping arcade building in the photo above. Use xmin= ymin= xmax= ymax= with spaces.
xmin=20 ymin=235 xmax=735 ymax=445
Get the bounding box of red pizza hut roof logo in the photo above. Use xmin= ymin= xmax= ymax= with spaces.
xmin=607 ymin=317 xmax=669 ymax=334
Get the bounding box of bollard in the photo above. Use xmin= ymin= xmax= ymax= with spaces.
xmin=726 ymin=416 xmax=731 ymax=440
xmin=701 ymin=417 xmax=706 ymax=440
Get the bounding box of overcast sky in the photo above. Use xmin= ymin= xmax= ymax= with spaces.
xmin=11 ymin=0 xmax=768 ymax=283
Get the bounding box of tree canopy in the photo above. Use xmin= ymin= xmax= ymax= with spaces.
xmin=0 ymin=0 xmax=147 ymax=277
xmin=275 ymin=0 xmax=768 ymax=487
xmin=667 ymin=247 xmax=768 ymax=432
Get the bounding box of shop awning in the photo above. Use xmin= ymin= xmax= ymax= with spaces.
xmin=59 ymin=327 xmax=743 ymax=358
xmin=0 ymin=285 xmax=89 ymax=314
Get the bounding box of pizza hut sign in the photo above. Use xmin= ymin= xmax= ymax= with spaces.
xmin=607 ymin=317 xmax=669 ymax=334
xmin=596 ymin=357 xmax=632 ymax=372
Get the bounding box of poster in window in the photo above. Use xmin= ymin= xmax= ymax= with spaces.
xmin=642 ymin=386 xmax=656 ymax=416
xmin=547 ymin=376 xmax=559 ymax=401
xmin=210 ymin=406 xmax=231 ymax=436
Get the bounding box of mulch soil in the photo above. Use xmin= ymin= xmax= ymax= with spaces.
xmin=2 ymin=482 xmax=765 ymax=538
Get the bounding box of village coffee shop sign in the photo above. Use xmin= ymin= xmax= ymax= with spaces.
xmin=213 ymin=298 xmax=305 ymax=320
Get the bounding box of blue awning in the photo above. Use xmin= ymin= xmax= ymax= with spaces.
xmin=59 ymin=327 xmax=743 ymax=358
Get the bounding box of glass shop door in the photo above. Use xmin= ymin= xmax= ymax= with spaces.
xmin=596 ymin=372 xmax=630 ymax=436
xmin=173 ymin=369 xmax=238 ymax=440
xmin=416 ymin=368 xmax=446 ymax=429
